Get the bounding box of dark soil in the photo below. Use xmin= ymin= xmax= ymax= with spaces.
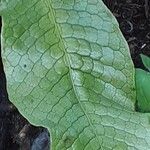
xmin=0 ymin=1 xmax=150 ymax=149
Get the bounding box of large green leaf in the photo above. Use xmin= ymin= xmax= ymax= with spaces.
xmin=1 ymin=0 xmax=150 ymax=149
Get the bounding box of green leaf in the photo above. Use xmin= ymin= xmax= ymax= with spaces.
xmin=136 ymin=54 xmax=150 ymax=112
xmin=1 ymin=0 xmax=150 ymax=149
xmin=136 ymin=69 xmax=150 ymax=112
xmin=141 ymin=54 xmax=150 ymax=71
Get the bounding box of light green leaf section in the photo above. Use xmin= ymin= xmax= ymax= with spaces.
xmin=1 ymin=0 xmax=150 ymax=149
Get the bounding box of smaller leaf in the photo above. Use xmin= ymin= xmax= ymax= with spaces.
xmin=136 ymin=68 xmax=150 ymax=112
xmin=141 ymin=54 xmax=150 ymax=71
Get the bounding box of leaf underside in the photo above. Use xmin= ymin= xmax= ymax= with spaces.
xmin=1 ymin=0 xmax=150 ymax=149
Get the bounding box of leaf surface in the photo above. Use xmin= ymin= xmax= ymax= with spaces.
xmin=136 ymin=69 xmax=150 ymax=112
xmin=136 ymin=55 xmax=150 ymax=112
xmin=1 ymin=0 xmax=150 ymax=149
xmin=141 ymin=54 xmax=150 ymax=71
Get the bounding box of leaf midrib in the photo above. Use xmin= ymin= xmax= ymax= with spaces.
xmin=43 ymin=0 xmax=102 ymax=146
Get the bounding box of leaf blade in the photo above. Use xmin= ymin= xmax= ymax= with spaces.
xmin=136 ymin=69 xmax=150 ymax=112
xmin=141 ymin=54 xmax=150 ymax=71
xmin=2 ymin=0 xmax=150 ymax=149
